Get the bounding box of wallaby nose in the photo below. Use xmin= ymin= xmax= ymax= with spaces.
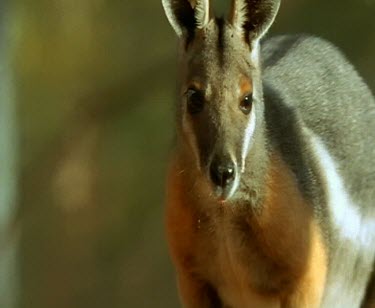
xmin=209 ymin=160 xmax=236 ymax=188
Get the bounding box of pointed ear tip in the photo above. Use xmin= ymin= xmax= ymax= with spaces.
xmin=162 ymin=0 xmax=211 ymax=38
xmin=229 ymin=0 xmax=281 ymax=40
xmin=161 ymin=0 xmax=183 ymax=37
xmin=161 ymin=0 xmax=172 ymax=11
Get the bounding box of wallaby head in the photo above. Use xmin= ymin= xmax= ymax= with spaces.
xmin=163 ymin=0 xmax=280 ymax=201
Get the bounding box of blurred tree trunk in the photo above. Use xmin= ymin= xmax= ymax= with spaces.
xmin=0 ymin=3 xmax=19 ymax=307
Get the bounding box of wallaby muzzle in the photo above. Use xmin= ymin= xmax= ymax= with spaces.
xmin=209 ymin=155 xmax=239 ymax=201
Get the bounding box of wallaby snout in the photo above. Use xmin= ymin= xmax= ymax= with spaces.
xmin=209 ymin=155 xmax=238 ymax=201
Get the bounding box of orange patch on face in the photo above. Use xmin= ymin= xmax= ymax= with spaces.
xmin=240 ymin=76 xmax=253 ymax=96
xmin=187 ymin=80 xmax=204 ymax=91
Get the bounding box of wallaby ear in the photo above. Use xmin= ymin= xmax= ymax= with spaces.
xmin=162 ymin=0 xmax=211 ymax=39
xmin=229 ymin=0 xmax=280 ymax=45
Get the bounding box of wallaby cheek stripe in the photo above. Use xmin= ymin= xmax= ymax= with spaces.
xmin=227 ymin=170 xmax=241 ymax=200
xmin=241 ymin=109 xmax=256 ymax=172
xmin=250 ymin=40 xmax=260 ymax=64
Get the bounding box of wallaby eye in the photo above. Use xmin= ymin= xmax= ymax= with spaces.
xmin=186 ymin=88 xmax=204 ymax=115
xmin=239 ymin=93 xmax=253 ymax=115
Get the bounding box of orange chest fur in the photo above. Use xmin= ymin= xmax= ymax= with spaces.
xmin=166 ymin=155 xmax=327 ymax=307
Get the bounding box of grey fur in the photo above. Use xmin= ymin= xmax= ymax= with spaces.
xmin=163 ymin=0 xmax=375 ymax=306
xmin=263 ymin=35 xmax=375 ymax=210
xmin=263 ymin=35 xmax=375 ymax=307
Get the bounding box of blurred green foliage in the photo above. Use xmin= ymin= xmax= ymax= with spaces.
xmin=2 ymin=0 xmax=374 ymax=307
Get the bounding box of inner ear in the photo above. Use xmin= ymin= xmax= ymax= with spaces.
xmin=162 ymin=0 xmax=211 ymax=40
xmin=229 ymin=0 xmax=280 ymax=45
xmin=162 ymin=0 xmax=196 ymax=38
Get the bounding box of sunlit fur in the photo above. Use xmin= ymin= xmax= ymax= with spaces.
xmin=163 ymin=0 xmax=375 ymax=307
xmin=176 ymin=19 xmax=266 ymax=201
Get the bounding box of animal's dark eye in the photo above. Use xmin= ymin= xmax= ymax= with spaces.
xmin=186 ymin=89 xmax=204 ymax=115
xmin=239 ymin=93 xmax=253 ymax=115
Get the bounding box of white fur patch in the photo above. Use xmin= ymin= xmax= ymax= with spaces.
xmin=227 ymin=166 xmax=241 ymax=200
xmin=308 ymin=131 xmax=375 ymax=307
xmin=250 ymin=40 xmax=260 ymax=64
xmin=310 ymin=133 xmax=375 ymax=249
xmin=241 ymin=103 xmax=256 ymax=173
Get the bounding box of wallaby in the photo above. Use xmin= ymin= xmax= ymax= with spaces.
xmin=162 ymin=0 xmax=375 ymax=307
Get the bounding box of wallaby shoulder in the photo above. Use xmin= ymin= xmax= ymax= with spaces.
xmin=262 ymin=35 xmax=375 ymax=208
xmin=262 ymin=36 xmax=375 ymax=307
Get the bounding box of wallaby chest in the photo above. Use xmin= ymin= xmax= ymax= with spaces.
xmin=167 ymin=154 xmax=327 ymax=307
xmin=198 ymin=210 xmax=281 ymax=307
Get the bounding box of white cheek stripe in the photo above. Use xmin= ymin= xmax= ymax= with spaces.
xmin=241 ymin=109 xmax=256 ymax=173
xmin=227 ymin=169 xmax=241 ymax=200
xmin=250 ymin=40 xmax=260 ymax=65
xmin=309 ymin=133 xmax=375 ymax=249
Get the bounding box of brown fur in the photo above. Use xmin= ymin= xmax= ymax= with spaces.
xmin=166 ymin=152 xmax=327 ymax=307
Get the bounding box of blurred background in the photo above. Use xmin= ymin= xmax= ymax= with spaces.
xmin=0 ymin=0 xmax=374 ymax=307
